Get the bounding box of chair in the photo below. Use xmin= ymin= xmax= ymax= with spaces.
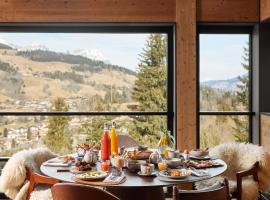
xmin=51 ymin=183 xmax=120 ymax=200
xmin=0 ymin=148 xmax=58 ymax=200
xmin=195 ymin=143 xmax=270 ymax=200
xmin=173 ymin=178 xmax=230 ymax=200
xmin=118 ymin=135 xmax=139 ymax=148
xmin=25 ymin=167 xmax=59 ymax=200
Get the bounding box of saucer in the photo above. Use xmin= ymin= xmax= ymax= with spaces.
xmin=137 ymin=171 xmax=157 ymax=177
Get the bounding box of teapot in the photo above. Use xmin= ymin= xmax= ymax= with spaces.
xmin=83 ymin=150 xmax=98 ymax=164
xmin=149 ymin=151 xmax=161 ymax=165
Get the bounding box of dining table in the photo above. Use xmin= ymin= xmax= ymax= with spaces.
xmin=41 ymin=157 xmax=227 ymax=200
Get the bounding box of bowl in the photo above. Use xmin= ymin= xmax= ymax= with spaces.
xmin=165 ymin=158 xmax=182 ymax=169
xmin=189 ymin=149 xmax=209 ymax=157
xmin=127 ymin=160 xmax=147 ymax=172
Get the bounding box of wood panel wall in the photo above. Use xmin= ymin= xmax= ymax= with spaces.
xmin=260 ymin=114 xmax=270 ymax=152
xmin=0 ymin=0 xmax=175 ymax=22
xmin=261 ymin=0 xmax=270 ymax=21
xmin=176 ymin=0 xmax=197 ymax=150
xmin=197 ymin=0 xmax=259 ymax=22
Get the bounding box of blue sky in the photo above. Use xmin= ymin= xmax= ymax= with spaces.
xmin=0 ymin=33 xmax=249 ymax=81
xmin=0 ymin=33 xmax=149 ymax=71
xmin=200 ymin=34 xmax=249 ymax=82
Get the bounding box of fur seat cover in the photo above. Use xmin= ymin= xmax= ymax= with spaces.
xmin=0 ymin=148 xmax=56 ymax=200
xmin=195 ymin=142 xmax=270 ymax=200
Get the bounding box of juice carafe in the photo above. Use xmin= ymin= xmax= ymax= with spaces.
xmin=110 ymin=122 xmax=118 ymax=154
xmin=101 ymin=123 xmax=111 ymax=161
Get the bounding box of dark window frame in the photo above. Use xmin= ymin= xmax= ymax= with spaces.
xmin=0 ymin=23 xmax=176 ymax=160
xmin=197 ymin=25 xmax=255 ymax=148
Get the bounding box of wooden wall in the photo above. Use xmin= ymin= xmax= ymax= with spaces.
xmin=261 ymin=0 xmax=270 ymax=21
xmin=197 ymin=0 xmax=259 ymax=22
xmin=0 ymin=0 xmax=175 ymax=22
xmin=176 ymin=0 xmax=197 ymax=150
xmin=0 ymin=0 xmax=261 ymax=150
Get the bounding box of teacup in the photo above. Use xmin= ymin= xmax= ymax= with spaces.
xmin=140 ymin=163 xmax=154 ymax=175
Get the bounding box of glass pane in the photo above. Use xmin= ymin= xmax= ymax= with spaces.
xmin=0 ymin=115 xmax=167 ymax=156
xmin=0 ymin=33 xmax=167 ymax=112
xmin=199 ymin=34 xmax=250 ymax=111
xmin=200 ymin=115 xmax=249 ymax=148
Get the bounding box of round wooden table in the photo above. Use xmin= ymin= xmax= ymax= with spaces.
xmin=41 ymin=158 xmax=227 ymax=200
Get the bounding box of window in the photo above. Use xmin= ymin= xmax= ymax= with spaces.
xmin=0 ymin=24 xmax=174 ymax=156
xmin=198 ymin=26 xmax=253 ymax=148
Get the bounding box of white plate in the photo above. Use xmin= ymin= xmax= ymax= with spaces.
xmin=76 ymin=171 xmax=107 ymax=181
xmin=137 ymin=171 xmax=157 ymax=177
xmin=158 ymin=169 xmax=191 ymax=179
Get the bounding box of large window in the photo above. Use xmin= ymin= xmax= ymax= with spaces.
xmin=0 ymin=24 xmax=174 ymax=156
xmin=198 ymin=27 xmax=253 ymax=148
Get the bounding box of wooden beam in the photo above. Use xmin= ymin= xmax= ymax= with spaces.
xmin=197 ymin=0 xmax=259 ymax=22
xmin=0 ymin=0 xmax=175 ymax=22
xmin=261 ymin=0 xmax=270 ymax=21
xmin=176 ymin=0 xmax=197 ymax=150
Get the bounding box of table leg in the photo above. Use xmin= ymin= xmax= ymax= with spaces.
xmin=106 ymin=187 xmax=165 ymax=200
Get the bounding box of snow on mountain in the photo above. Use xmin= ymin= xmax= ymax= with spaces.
xmin=72 ymin=49 xmax=106 ymax=61
xmin=201 ymin=76 xmax=246 ymax=91
xmin=17 ymin=43 xmax=49 ymax=51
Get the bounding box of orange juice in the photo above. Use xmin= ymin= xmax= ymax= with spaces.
xmin=110 ymin=122 xmax=118 ymax=154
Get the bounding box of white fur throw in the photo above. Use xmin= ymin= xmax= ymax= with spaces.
xmin=0 ymin=148 xmax=56 ymax=200
xmin=195 ymin=142 xmax=270 ymax=200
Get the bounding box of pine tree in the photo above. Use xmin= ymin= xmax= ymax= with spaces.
xmin=44 ymin=98 xmax=72 ymax=153
xmin=3 ymin=128 xmax=8 ymax=137
xmin=27 ymin=127 xmax=32 ymax=140
xmin=131 ymin=34 xmax=167 ymax=146
xmin=232 ymin=44 xmax=249 ymax=143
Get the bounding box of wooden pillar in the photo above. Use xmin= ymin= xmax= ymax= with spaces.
xmin=175 ymin=0 xmax=197 ymax=150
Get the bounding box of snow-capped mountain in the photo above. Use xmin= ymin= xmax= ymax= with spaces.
xmin=17 ymin=44 xmax=49 ymax=51
xmin=72 ymin=49 xmax=106 ymax=61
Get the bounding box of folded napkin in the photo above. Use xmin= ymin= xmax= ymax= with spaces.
xmin=103 ymin=173 xmax=126 ymax=184
xmin=189 ymin=168 xmax=209 ymax=177
xmin=43 ymin=160 xmax=72 ymax=167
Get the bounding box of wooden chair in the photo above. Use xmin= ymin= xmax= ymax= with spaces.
xmin=232 ymin=161 xmax=260 ymax=200
xmin=118 ymin=135 xmax=139 ymax=148
xmin=173 ymin=178 xmax=230 ymax=200
xmin=25 ymin=167 xmax=60 ymax=200
xmin=51 ymin=183 xmax=120 ymax=200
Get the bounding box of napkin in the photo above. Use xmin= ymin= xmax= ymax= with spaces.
xmin=43 ymin=159 xmax=72 ymax=167
xmin=189 ymin=168 xmax=209 ymax=177
xmin=103 ymin=173 xmax=126 ymax=184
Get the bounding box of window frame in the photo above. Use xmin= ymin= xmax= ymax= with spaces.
xmin=0 ymin=23 xmax=176 ymax=159
xmin=197 ymin=25 xmax=255 ymax=148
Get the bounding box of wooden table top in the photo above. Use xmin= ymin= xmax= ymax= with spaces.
xmin=40 ymin=158 xmax=227 ymax=188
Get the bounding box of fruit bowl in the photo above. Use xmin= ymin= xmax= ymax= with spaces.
xmin=189 ymin=149 xmax=209 ymax=157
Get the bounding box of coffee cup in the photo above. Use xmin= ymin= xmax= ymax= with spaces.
xmin=140 ymin=163 xmax=154 ymax=175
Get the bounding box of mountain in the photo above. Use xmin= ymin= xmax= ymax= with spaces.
xmin=17 ymin=44 xmax=49 ymax=51
xmin=201 ymin=76 xmax=246 ymax=91
xmin=72 ymin=49 xmax=105 ymax=61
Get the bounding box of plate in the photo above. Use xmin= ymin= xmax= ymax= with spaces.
xmin=158 ymin=169 xmax=191 ymax=179
xmin=137 ymin=171 xmax=157 ymax=177
xmin=75 ymin=171 xmax=107 ymax=181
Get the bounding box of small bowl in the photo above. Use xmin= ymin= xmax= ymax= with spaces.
xmin=127 ymin=160 xmax=147 ymax=172
xmin=165 ymin=158 xmax=182 ymax=169
xmin=189 ymin=149 xmax=209 ymax=157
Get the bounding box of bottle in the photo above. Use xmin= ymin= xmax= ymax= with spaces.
xmin=101 ymin=123 xmax=111 ymax=161
xmin=110 ymin=122 xmax=118 ymax=154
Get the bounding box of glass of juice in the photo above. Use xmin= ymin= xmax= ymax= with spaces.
xmin=158 ymin=160 xmax=167 ymax=171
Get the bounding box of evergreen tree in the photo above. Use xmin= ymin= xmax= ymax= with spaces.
xmin=131 ymin=34 xmax=167 ymax=146
xmin=232 ymin=44 xmax=249 ymax=143
xmin=3 ymin=128 xmax=8 ymax=138
xmin=44 ymin=98 xmax=72 ymax=153
xmin=27 ymin=127 xmax=32 ymax=140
